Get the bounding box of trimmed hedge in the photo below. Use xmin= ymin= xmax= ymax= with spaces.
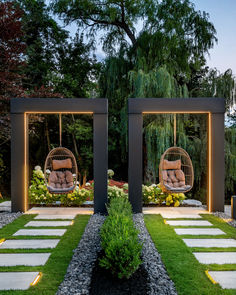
xmin=99 ymin=197 xmax=142 ymax=279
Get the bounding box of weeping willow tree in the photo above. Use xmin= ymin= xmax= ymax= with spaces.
xmin=225 ymin=127 xmax=236 ymax=196
xmin=128 ymin=65 xmax=208 ymax=201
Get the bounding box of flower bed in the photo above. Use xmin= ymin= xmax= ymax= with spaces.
xmin=29 ymin=166 xmax=93 ymax=206
xmin=29 ymin=166 xmax=185 ymax=207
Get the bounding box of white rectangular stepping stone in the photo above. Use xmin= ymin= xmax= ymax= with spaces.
xmin=0 ymin=239 xmax=60 ymax=249
xmin=25 ymin=221 xmax=72 ymax=227
xmin=194 ymin=252 xmax=236 ymax=264
xmin=0 ymin=253 xmax=51 ymax=266
xmin=183 ymin=239 xmax=236 ymax=248
xmin=166 ymin=220 xmax=212 ymax=226
xmin=0 ymin=272 xmax=39 ymax=290
xmin=175 ymin=228 xmax=225 ymax=236
xmin=162 ymin=214 xmax=202 ymax=219
xmin=13 ymin=229 xmax=66 ymax=236
xmin=34 ymin=214 xmax=75 ymax=220
xmin=208 ymin=271 xmax=236 ymax=289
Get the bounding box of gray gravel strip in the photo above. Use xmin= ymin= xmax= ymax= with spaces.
xmin=133 ymin=214 xmax=177 ymax=295
xmin=213 ymin=212 xmax=236 ymax=228
xmin=56 ymin=214 xmax=105 ymax=295
xmin=0 ymin=212 xmax=22 ymax=229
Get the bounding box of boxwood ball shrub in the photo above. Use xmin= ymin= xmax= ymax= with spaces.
xmin=99 ymin=197 xmax=142 ymax=279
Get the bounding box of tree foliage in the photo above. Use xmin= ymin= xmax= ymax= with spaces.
xmin=16 ymin=0 xmax=68 ymax=91
xmin=0 ymin=2 xmax=25 ymax=104
xmin=0 ymin=1 xmax=26 ymax=147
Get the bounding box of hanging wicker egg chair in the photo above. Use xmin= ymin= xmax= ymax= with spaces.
xmin=159 ymin=146 xmax=194 ymax=193
xmin=44 ymin=147 xmax=78 ymax=194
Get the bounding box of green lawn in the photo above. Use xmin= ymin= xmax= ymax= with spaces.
xmin=0 ymin=214 xmax=90 ymax=295
xmin=144 ymin=214 xmax=236 ymax=295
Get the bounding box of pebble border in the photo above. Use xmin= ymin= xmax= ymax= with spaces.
xmin=0 ymin=212 xmax=22 ymax=229
xmin=134 ymin=214 xmax=177 ymax=295
xmin=56 ymin=214 xmax=105 ymax=295
xmin=213 ymin=212 xmax=236 ymax=229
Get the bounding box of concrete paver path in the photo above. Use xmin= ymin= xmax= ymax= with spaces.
xmin=0 ymin=239 xmax=60 ymax=249
xmin=193 ymin=252 xmax=236 ymax=264
xmin=13 ymin=229 xmax=66 ymax=236
xmin=183 ymin=239 xmax=236 ymax=248
xmin=175 ymin=228 xmax=225 ymax=236
xmin=166 ymin=220 xmax=212 ymax=226
xmin=0 ymin=272 xmax=39 ymax=290
xmin=25 ymin=221 xmax=72 ymax=227
xmin=34 ymin=214 xmax=75 ymax=220
xmin=208 ymin=271 xmax=236 ymax=289
xmin=0 ymin=253 xmax=51 ymax=266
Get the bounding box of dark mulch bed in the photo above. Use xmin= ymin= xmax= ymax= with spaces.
xmin=89 ymin=252 xmax=149 ymax=295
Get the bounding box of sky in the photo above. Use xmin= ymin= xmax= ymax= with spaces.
xmin=53 ymin=0 xmax=236 ymax=75
xmin=192 ymin=0 xmax=236 ymax=75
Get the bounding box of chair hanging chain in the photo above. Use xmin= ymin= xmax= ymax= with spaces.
xmin=174 ymin=113 xmax=177 ymax=146
xmin=59 ymin=113 xmax=62 ymax=147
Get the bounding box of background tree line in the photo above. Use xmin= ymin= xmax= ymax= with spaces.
xmin=0 ymin=0 xmax=235 ymax=203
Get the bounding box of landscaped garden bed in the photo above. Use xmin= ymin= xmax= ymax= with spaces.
xmin=29 ymin=166 xmax=192 ymax=209
xmin=57 ymin=197 xmax=177 ymax=295
xmin=89 ymin=252 xmax=149 ymax=295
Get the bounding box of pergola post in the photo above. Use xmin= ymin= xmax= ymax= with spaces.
xmin=210 ymin=112 xmax=225 ymax=212
xmin=128 ymin=113 xmax=143 ymax=213
xmin=93 ymin=113 xmax=108 ymax=214
xmin=11 ymin=113 xmax=28 ymax=212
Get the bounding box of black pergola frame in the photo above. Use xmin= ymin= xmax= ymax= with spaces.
xmin=11 ymin=98 xmax=108 ymax=213
xmin=128 ymin=97 xmax=225 ymax=213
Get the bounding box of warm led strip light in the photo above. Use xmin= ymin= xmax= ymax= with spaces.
xmin=205 ymin=270 xmax=217 ymax=285
xmin=24 ymin=113 xmax=28 ymax=212
xmin=208 ymin=113 xmax=212 ymax=212
xmin=142 ymin=111 xmax=211 ymax=114
xmin=0 ymin=238 xmax=5 ymax=246
xmin=31 ymin=272 xmax=42 ymax=286
xmin=25 ymin=112 xmax=93 ymax=114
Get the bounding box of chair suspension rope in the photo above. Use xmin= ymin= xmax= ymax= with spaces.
xmin=174 ymin=113 xmax=177 ymax=147
xmin=59 ymin=113 xmax=62 ymax=147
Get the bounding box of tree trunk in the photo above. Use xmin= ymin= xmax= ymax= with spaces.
xmin=82 ymin=171 xmax=87 ymax=188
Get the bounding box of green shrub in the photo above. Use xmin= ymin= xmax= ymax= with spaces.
xmin=29 ymin=166 xmax=93 ymax=206
xmin=99 ymin=197 xmax=142 ymax=279
xmin=142 ymin=183 xmax=185 ymax=206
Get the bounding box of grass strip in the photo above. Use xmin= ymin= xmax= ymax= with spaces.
xmin=144 ymin=214 xmax=236 ymax=295
xmin=0 ymin=214 xmax=90 ymax=294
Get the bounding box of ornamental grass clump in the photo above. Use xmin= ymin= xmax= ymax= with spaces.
xmin=99 ymin=197 xmax=142 ymax=279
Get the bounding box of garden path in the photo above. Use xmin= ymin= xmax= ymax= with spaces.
xmin=166 ymin=214 xmax=236 ymax=289
xmin=0 ymin=211 xmax=75 ymax=291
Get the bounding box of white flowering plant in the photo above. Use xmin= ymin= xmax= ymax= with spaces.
xmin=29 ymin=166 xmax=93 ymax=206
xmin=107 ymin=185 xmax=128 ymax=200
xmin=107 ymin=169 xmax=114 ymax=179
